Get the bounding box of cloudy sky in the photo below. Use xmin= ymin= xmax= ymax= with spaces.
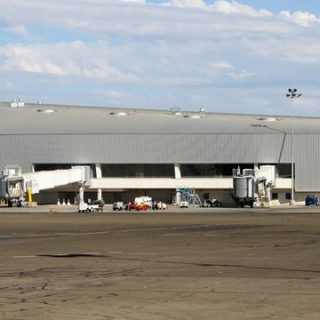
xmin=1 ymin=0 xmax=320 ymax=116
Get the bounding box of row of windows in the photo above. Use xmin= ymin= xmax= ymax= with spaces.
xmin=101 ymin=164 xmax=292 ymax=178
xmin=34 ymin=163 xmax=292 ymax=178
xmin=101 ymin=164 xmax=174 ymax=178
xmin=272 ymin=192 xmax=292 ymax=200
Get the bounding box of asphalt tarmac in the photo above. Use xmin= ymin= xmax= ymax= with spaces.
xmin=1 ymin=206 xmax=320 ymax=319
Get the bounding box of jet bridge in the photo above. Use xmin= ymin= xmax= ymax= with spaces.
xmin=0 ymin=165 xmax=91 ymax=206
xmin=22 ymin=166 xmax=91 ymax=193
xmin=232 ymin=165 xmax=275 ymax=207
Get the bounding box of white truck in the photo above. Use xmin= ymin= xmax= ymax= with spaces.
xmin=78 ymin=200 xmax=104 ymax=213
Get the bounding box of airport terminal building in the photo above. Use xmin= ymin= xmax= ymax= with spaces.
xmin=1 ymin=100 xmax=320 ymax=205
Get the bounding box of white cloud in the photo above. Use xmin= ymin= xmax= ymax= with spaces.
xmin=210 ymin=0 xmax=272 ymax=17
xmin=279 ymin=10 xmax=320 ymax=27
xmin=121 ymin=0 xmax=146 ymax=3
xmin=0 ymin=0 xmax=303 ymax=39
xmin=227 ymin=70 xmax=256 ymax=80
xmin=0 ymin=41 xmax=138 ymax=81
xmin=242 ymin=34 xmax=320 ymax=65
xmin=4 ymin=25 xmax=28 ymax=36
xmin=213 ymin=61 xmax=234 ymax=69
xmin=163 ymin=0 xmax=207 ymax=9
xmin=163 ymin=0 xmax=272 ymax=16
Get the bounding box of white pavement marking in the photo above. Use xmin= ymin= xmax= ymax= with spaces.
xmin=1 ymin=224 xmax=248 ymax=239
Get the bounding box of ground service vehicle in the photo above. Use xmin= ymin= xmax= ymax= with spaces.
xmin=112 ymin=201 xmax=129 ymax=211
xmin=78 ymin=200 xmax=104 ymax=213
xmin=130 ymin=196 xmax=152 ymax=211
xmin=113 ymin=197 xmax=153 ymax=211
xmin=179 ymin=201 xmax=189 ymax=208
xmin=202 ymin=199 xmax=222 ymax=207
xmin=305 ymin=195 xmax=320 ymax=206
xmin=176 ymin=188 xmax=201 ymax=207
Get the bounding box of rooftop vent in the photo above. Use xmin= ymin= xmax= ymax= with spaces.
xmin=10 ymin=99 xmax=24 ymax=108
xmin=110 ymin=111 xmax=128 ymax=117
xmin=256 ymin=117 xmax=280 ymax=122
xmin=37 ymin=109 xmax=56 ymax=114
xmin=184 ymin=114 xmax=201 ymax=119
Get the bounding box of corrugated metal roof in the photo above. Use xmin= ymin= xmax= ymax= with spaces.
xmin=1 ymin=101 xmax=320 ymax=134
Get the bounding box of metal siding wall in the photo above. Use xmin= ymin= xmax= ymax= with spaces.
xmin=1 ymin=133 xmax=319 ymax=190
xmin=295 ymin=134 xmax=320 ymax=191
xmin=0 ymin=132 xmax=291 ymax=170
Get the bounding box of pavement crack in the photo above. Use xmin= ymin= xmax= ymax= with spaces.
xmin=37 ymin=253 xmax=109 ymax=258
xmin=104 ymin=256 xmax=320 ymax=274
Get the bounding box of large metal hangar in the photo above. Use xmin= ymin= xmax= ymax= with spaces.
xmin=0 ymin=100 xmax=319 ymax=205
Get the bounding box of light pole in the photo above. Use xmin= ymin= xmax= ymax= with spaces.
xmin=286 ymin=88 xmax=302 ymax=204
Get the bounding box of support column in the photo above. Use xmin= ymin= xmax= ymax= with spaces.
xmin=174 ymin=164 xmax=181 ymax=205
xmin=79 ymin=184 xmax=84 ymax=203
xmin=97 ymin=189 xmax=102 ymax=201
xmin=174 ymin=164 xmax=181 ymax=179
xmin=96 ymin=164 xmax=102 ymax=200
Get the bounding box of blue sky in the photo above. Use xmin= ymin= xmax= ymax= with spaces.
xmin=224 ymin=0 xmax=320 ymax=14
xmin=150 ymin=0 xmax=320 ymax=14
xmin=1 ymin=0 xmax=320 ymax=116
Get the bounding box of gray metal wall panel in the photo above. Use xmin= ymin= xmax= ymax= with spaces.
xmin=6 ymin=133 xmax=320 ymax=191
xmin=295 ymin=134 xmax=320 ymax=192
xmin=0 ymin=133 xmax=289 ymax=169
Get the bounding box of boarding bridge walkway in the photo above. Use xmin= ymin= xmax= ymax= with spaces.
xmin=22 ymin=166 xmax=91 ymax=194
